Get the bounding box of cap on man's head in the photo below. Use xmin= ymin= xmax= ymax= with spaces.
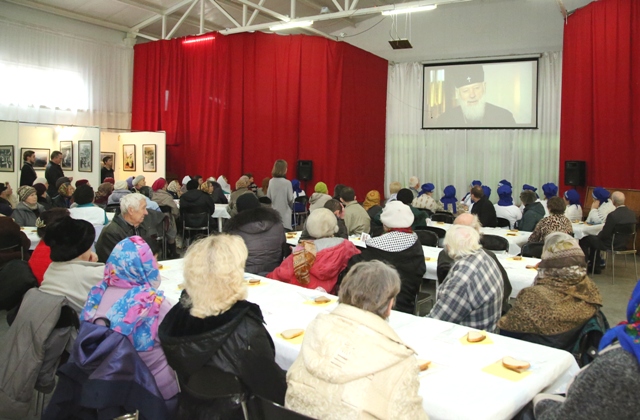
xmin=452 ymin=65 xmax=484 ymax=88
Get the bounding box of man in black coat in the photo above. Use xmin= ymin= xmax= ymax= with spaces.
xmin=45 ymin=151 xmax=69 ymax=198
xmin=19 ymin=150 xmax=38 ymax=187
xmin=470 ymin=185 xmax=497 ymax=227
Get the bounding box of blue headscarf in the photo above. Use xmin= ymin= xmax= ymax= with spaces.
xmin=441 ymin=185 xmax=457 ymax=213
xmin=498 ymin=179 xmax=512 ymax=188
xmin=542 ymin=183 xmax=558 ymax=199
xmin=599 ymin=279 xmax=640 ymax=362
xmin=470 ymin=180 xmax=482 ymax=188
xmin=291 ymin=179 xmax=302 ymax=194
xmin=418 ymin=183 xmax=435 ymax=197
xmin=592 ymin=187 xmax=610 ymax=203
xmin=564 ymin=189 xmax=580 ymax=206
xmin=497 ymin=185 xmax=513 ymax=206
xmin=522 ymin=184 xmax=539 ymax=199
xmin=482 ymin=186 xmax=491 ymax=200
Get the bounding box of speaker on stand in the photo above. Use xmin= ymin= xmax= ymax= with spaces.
xmin=297 ymin=161 xmax=313 ymax=191
xmin=564 ymin=161 xmax=586 ymax=186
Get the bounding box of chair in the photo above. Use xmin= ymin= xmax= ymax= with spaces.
xmin=480 ymin=234 xmax=510 ymax=253
xmin=521 ymin=241 xmax=544 ymax=259
xmin=423 ymin=226 xmax=446 ymax=239
xmin=418 ymin=208 xmax=434 ymax=218
xmin=496 ymin=217 xmax=511 ymax=228
xmin=414 ymin=286 xmax=434 ymax=317
xmin=415 ymin=230 xmax=439 ymax=247
xmin=105 ymin=203 xmax=121 ymax=216
xmin=594 ymin=223 xmax=638 ymax=284
xmin=178 ymin=366 xmax=249 ymax=419
xmin=248 ymin=394 xmax=314 ymax=420
xmin=181 ymin=210 xmax=210 ymax=249
xmin=292 ymin=196 xmax=309 ymax=230
xmin=158 ymin=205 xmax=175 ymax=259
xmin=431 ymin=212 xmax=454 ymax=224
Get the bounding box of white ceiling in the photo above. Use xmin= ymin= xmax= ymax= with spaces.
xmin=1 ymin=0 xmax=595 ymax=61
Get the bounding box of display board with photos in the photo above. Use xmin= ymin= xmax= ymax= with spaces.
xmin=0 ymin=145 xmax=14 ymax=172
xmin=78 ymin=141 xmax=92 ymax=172
xmin=60 ymin=141 xmax=73 ymax=171
xmin=143 ymin=144 xmax=156 ymax=172
xmin=123 ymin=144 xmax=136 ymax=171
xmin=22 ymin=148 xmax=49 ymax=169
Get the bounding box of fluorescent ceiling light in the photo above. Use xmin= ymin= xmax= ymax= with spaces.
xmin=381 ymin=4 xmax=437 ymax=15
xmin=269 ymin=21 xmax=314 ymax=31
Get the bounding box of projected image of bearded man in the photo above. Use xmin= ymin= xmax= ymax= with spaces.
xmin=436 ymin=65 xmax=516 ymax=128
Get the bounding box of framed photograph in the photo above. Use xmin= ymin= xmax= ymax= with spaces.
xmin=60 ymin=141 xmax=73 ymax=171
xmin=0 ymin=145 xmax=14 ymax=172
xmin=123 ymin=144 xmax=136 ymax=171
xmin=143 ymin=144 xmax=156 ymax=172
xmin=78 ymin=141 xmax=92 ymax=172
xmin=24 ymin=148 xmax=49 ymax=169
xmin=100 ymin=152 xmax=115 ymax=167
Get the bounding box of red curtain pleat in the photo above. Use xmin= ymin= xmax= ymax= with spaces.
xmin=131 ymin=32 xmax=387 ymax=197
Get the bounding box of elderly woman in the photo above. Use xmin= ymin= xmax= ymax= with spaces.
xmin=51 ymin=180 xmax=75 ymax=209
xmin=395 ymin=189 xmax=427 ymax=229
xmin=412 ymin=183 xmax=437 ymax=212
xmin=94 ymin=182 xmax=114 ymax=207
xmin=387 ymin=181 xmax=402 ymax=202
xmin=528 ymin=196 xmax=574 ymax=243
xmin=494 ymin=184 xmax=522 ymax=229
xmin=308 ymin=182 xmax=331 ymax=212
xmin=585 ymin=187 xmax=615 ymax=225
xmin=436 ymin=185 xmax=467 ymax=216
xmin=166 ymin=180 xmax=181 ymax=199
xmin=81 ymin=236 xmax=178 ymax=408
xmin=268 ymin=208 xmax=360 ymax=293
xmin=362 ymin=190 xmax=381 ymax=212
xmin=28 ymin=208 xmax=69 ymax=284
xmin=564 ymin=189 xmax=583 ymax=222
xmin=499 ymin=232 xmax=602 ymax=337
xmin=228 ymin=175 xmax=253 ymax=217
xmin=33 ymin=183 xmax=52 ymax=210
xmin=285 ymin=261 xmax=428 ymax=419
xmin=12 ymin=186 xmax=46 ymax=227
xmin=267 ymin=160 xmax=294 ymax=230
xmin=107 ymin=180 xmax=131 ymax=205
xmin=159 ymin=235 xmax=286 ymax=418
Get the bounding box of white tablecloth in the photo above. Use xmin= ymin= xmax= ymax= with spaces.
xmin=21 ymin=227 xmax=40 ymax=250
xmin=572 ymin=222 xmax=603 ymax=240
xmin=285 ymin=231 xmax=366 ymax=248
xmin=158 ymin=258 xmax=579 ymax=420
xmin=429 ymin=222 xmax=531 ymax=255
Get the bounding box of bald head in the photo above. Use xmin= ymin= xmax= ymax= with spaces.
xmin=454 ymin=213 xmax=481 ymax=232
xmin=612 ymin=191 xmax=625 ymax=206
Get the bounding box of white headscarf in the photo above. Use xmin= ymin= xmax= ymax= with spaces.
xmin=181 ymin=175 xmax=191 ymax=185
xmin=216 ymin=175 xmax=231 ymax=193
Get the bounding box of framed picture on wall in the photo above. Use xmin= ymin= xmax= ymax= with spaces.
xmin=60 ymin=141 xmax=73 ymax=171
xmin=24 ymin=148 xmax=49 ymax=169
xmin=123 ymin=144 xmax=136 ymax=171
xmin=143 ymin=144 xmax=156 ymax=172
xmin=100 ymin=152 xmax=115 ymax=169
xmin=78 ymin=141 xmax=92 ymax=172
xmin=0 ymin=145 xmax=14 ymax=172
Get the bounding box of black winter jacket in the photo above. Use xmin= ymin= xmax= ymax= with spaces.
xmin=179 ymin=190 xmax=215 ymax=228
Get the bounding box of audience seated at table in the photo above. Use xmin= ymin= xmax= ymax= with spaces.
xmin=0 ymin=216 xmax=30 ymax=268
xmin=516 ymin=190 xmax=545 ymax=232
xmin=387 ymin=181 xmax=402 ymax=202
xmin=300 ymin=198 xmax=348 ymax=240
xmin=223 ymin=193 xmax=285 ymax=276
xmin=470 ymin=185 xmax=497 ymax=227
xmin=51 ymin=178 xmax=74 ymax=209
xmin=499 ymin=232 xmax=602 ymax=338
xmin=81 ymin=235 xmax=179 ymax=408
xmin=308 ymin=181 xmax=332 ymax=212
xmin=494 ymin=184 xmax=522 ymax=229
xmin=267 ymin=160 xmax=294 ymax=231
xmin=348 ymin=201 xmax=426 ymax=314
xmin=228 ymin=175 xmax=253 ymax=217
xmin=412 ymin=182 xmax=438 ymax=213
xmin=340 ymin=186 xmax=371 ymax=235
xmin=131 ymin=175 xmax=146 ymax=193
xmin=69 ymin=184 xmax=108 ymax=227
xmin=429 ymin=224 xmax=504 ymax=332
xmin=12 ymin=186 xmax=45 ymax=227
xmin=33 ymin=183 xmax=52 ymax=210
xmin=93 ymin=182 xmax=113 ymax=207
xmin=159 ymin=234 xmax=287 ymax=417
xmin=533 ymin=279 xmax=640 ymax=420
xmin=564 ymin=189 xmax=583 ymax=221
xmin=462 ymin=180 xmax=482 ymax=209
xmin=28 ymin=208 xmax=69 ymax=284
xmin=527 ymin=197 xmax=574 ymax=243
xmin=39 ymin=216 xmax=103 ymax=313
xmin=436 ymin=185 xmax=468 ymax=216
xmin=285 ymin=260 xmax=428 ymax=419
xmin=585 ymin=187 xmax=616 ymax=225
xmin=268 ymin=208 xmax=360 ymax=293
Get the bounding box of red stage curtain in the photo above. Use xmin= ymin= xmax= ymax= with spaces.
xmin=559 ymin=0 xmax=640 ymax=193
xmin=131 ymin=32 xmax=388 ymax=197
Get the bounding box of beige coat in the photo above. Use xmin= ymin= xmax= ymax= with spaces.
xmin=343 ymin=201 xmax=371 ymax=235
xmin=285 ymin=304 xmax=428 ymax=420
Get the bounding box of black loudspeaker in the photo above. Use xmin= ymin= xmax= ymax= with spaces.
xmin=564 ymin=161 xmax=586 ymax=186
xmin=297 ymin=160 xmax=313 ymax=181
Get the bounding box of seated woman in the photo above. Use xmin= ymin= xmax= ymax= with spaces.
xmin=494 ymin=184 xmax=522 ymax=229
xmin=362 ymin=190 xmax=381 ymax=212
xmin=33 ymin=183 xmax=52 ymax=210
xmin=527 ymin=197 xmax=574 ymax=243
xmin=159 ymin=234 xmax=286 ymax=418
xmin=51 ymin=180 xmax=75 ymax=209
xmin=285 ymin=261 xmax=428 ymax=420
xmin=94 ymin=182 xmax=114 ymax=207
xmin=166 ymin=180 xmax=181 ymax=199
xmin=81 ymin=236 xmax=178 ymax=408
xmin=564 ymin=189 xmax=583 ymax=222
xmin=210 ymin=181 xmax=228 ymax=204
xmin=308 ymin=181 xmax=331 ymax=212
xmin=12 ymin=186 xmax=46 ymax=227
xmin=412 ymin=183 xmax=437 ymax=213
xmin=69 ymin=184 xmax=109 ymax=228
xmin=533 ymin=279 xmax=640 ymax=419
xmin=107 ymin=180 xmax=131 ymax=205
xmin=498 ymin=232 xmax=602 ymax=337
xmin=435 ymin=185 xmax=467 ymax=216
xmin=267 ymin=208 xmax=360 ymax=293
xmin=291 ymin=179 xmax=307 ymax=214
xmin=28 ymin=208 xmax=69 ymax=285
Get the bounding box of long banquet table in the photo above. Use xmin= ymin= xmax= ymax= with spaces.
xmin=158 ymin=258 xmax=579 ymax=420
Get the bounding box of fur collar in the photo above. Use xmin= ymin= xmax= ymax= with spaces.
xmin=224 ymin=206 xmax=282 ymax=231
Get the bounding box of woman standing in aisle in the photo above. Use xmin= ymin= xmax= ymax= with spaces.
xmin=267 ymin=159 xmax=294 ymax=231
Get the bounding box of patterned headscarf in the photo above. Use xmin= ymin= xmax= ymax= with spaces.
xmin=81 ymin=236 xmax=164 ymax=352
xmin=362 ymin=190 xmax=381 ymax=211
xmin=418 ymin=183 xmax=435 ymax=197
xmin=599 ymin=279 xmax=640 ymax=362
xmin=440 ymin=185 xmax=457 ymax=213
xmin=167 ymin=180 xmax=180 ymax=194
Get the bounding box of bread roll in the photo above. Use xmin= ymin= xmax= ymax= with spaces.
xmin=502 ymin=356 xmax=530 ymax=372
xmin=281 ymin=329 xmax=304 ymax=339
xmin=467 ymin=331 xmax=487 ymax=343
xmin=314 ymin=296 xmax=331 ymax=304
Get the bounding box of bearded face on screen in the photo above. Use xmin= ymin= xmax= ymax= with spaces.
xmin=456 ymin=82 xmax=486 ymax=122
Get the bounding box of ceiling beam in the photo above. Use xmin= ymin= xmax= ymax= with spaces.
xmin=112 ymin=0 xmax=219 ymax=32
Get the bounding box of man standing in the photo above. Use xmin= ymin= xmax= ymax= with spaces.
xmin=45 ymin=151 xmax=70 ymax=198
xmin=20 ymin=150 xmax=38 ymax=187
xmin=470 ymin=185 xmax=497 ymax=227
xmin=340 ymin=187 xmax=370 ymax=235
xmin=100 ymin=156 xmax=114 ymax=183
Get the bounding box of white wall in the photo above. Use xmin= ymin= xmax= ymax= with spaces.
xmin=100 ymin=131 xmax=166 ymax=186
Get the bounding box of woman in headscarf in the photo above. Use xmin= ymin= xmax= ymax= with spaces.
xmin=540 ymin=182 xmax=558 ymax=216
xmin=362 ymin=190 xmax=381 ymax=212
xmin=585 ymin=187 xmax=615 ymax=225
xmin=291 ymin=179 xmax=307 ymax=214
xmin=436 ymin=185 xmax=467 ymax=216
xmin=81 ymin=236 xmax=178 ymax=407
xmin=228 ymin=175 xmax=253 ymax=217
xmin=180 ymin=175 xmax=191 ymax=195
xmin=564 ymin=189 xmax=583 ymax=221
xmin=94 ymin=182 xmax=114 ymax=207
xmin=166 ymin=180 xmax=181 ymax=199
xmin=12 ymin=186 xmax=46 ymax=227
xmin=216 ymin=175 xmax=231 ymax=194
xmin=107 ymin=180 xmax=131 ymax=205
xmin=412 ymin=183 xmax=437 ymax=212
xmin=308 ymin=181 xmax=331 ymax=212
xmin=51 ymin=180 xmax=75 ymax=209
xmin=498 ymin=232 xmax=602 ymax=336
xmin=494 ymin=184 xmax=522 ymax=229
xmin=533 ymin=279 xmax=640 ymax=419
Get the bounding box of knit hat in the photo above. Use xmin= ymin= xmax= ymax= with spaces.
xmin=104 ymin=177 xmax=115 ymax=184
xmin=33 ymin=177 xmax=47 ymax=186
xmin=44 ymin=216 xmax=95 ymax=262
xmin=314 ymin=182 xmax=328 ymax=194
xmin=133 ymin=175 xmax=145 ymax=187
xmin=592 ymin=187 xmax=610 ymax=203
xmin=306 ymin=208 xmax=337 ymax=239
xmin=55 ymin=177 xmax=71 ymax=189
xmin=564 ymin=189 xmax=580 ymax=206
xmin=73 ymin=184 xmax=95 ymax=205
xmin=33 ymin=183 xmax=47 ymax=197
xmin=497 ymin=185 xmax=513 ymax=206
xmin=17 ymin=186 xmax=36 ymax=202
xmin=418 ymin=183 xmax=435 ymax=197
xmin=542 ymin=183 xmax=558 ymax=199
xmin=482 ymin=186 xmax=491 ymax=200
xmin=498 ymin=179 xmax=512 ymax=188
xmin=236 ymin=193 xmax=260 ymax=213
xmin=396 ymin=188 xmax=414 ymax=205
xmin=75 ymin=179 xmax=89 ymax=187
xmin=152 ymin=178 xmax=166 ymax=191
xmin=114 ymin=180 xmax=128 ymax=191
xmin=380 ymin=201 xmax=414 ymax=229
xmin=126 ymin=176 xmax=134 ymax=189
xmin=453 ymin=65 xmax=484 ymax=88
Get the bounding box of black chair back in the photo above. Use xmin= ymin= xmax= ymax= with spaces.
xmin=105 ymin=204 xmax=120 ymax=215
xmin=521 ymin=241 xmax=544 ymax=258
xmin=249 ymin=394 xmax=314 ymax=420
xmin=436 ymin=261 xmax=451 ymax=286
xmin=294 ymin=196 xmax=308 ymax=206
xmin=612 ymin=223 xmax=637 ymax=250
xmin=496 ymin=217 xmax=511 ymax=228
xmin=431 ymin=212 xmax=454 ymax=224
xmin=418 ymin=208 xmax=434 ymax=218
xmin=423 ymin=226 xmax=447 ymax=239
xmin=416 ymin=230 xmax=439 ymax=247
xmin=181 ymin=210 xmax=210 ymax=229
xmin=480 ymin=234 xmax=509 ymax=252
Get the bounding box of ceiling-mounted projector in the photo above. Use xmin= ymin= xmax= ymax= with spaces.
xmin=389 ymin=39 xmax=412 ymax=49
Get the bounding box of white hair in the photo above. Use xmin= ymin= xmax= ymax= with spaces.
xmin=306 ymin=208 xmax=337 ymax=239
xmin=120 ymin=193 xmax=146 ymax=215
xmin=409 ymin=176 xmax=419 ymax=187
xmin=444 ymin=224 xmax=481 ymax=260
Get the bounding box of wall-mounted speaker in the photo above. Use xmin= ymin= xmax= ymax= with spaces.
xmin=565 ymin=161 xmax=586 ymax=186
xmin=297 ymin=160 xmax=313 ymax=181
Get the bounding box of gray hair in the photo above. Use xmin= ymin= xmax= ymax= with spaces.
xmin=306 ymin=208 xmax=337 ymax=239
xmin=339 ymin=260 xmax=401 ymax=318
xmin=120 ymin=192 xmax=146 ymax=215
xmin=444 ymin=224 xmax=481 ymax=260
